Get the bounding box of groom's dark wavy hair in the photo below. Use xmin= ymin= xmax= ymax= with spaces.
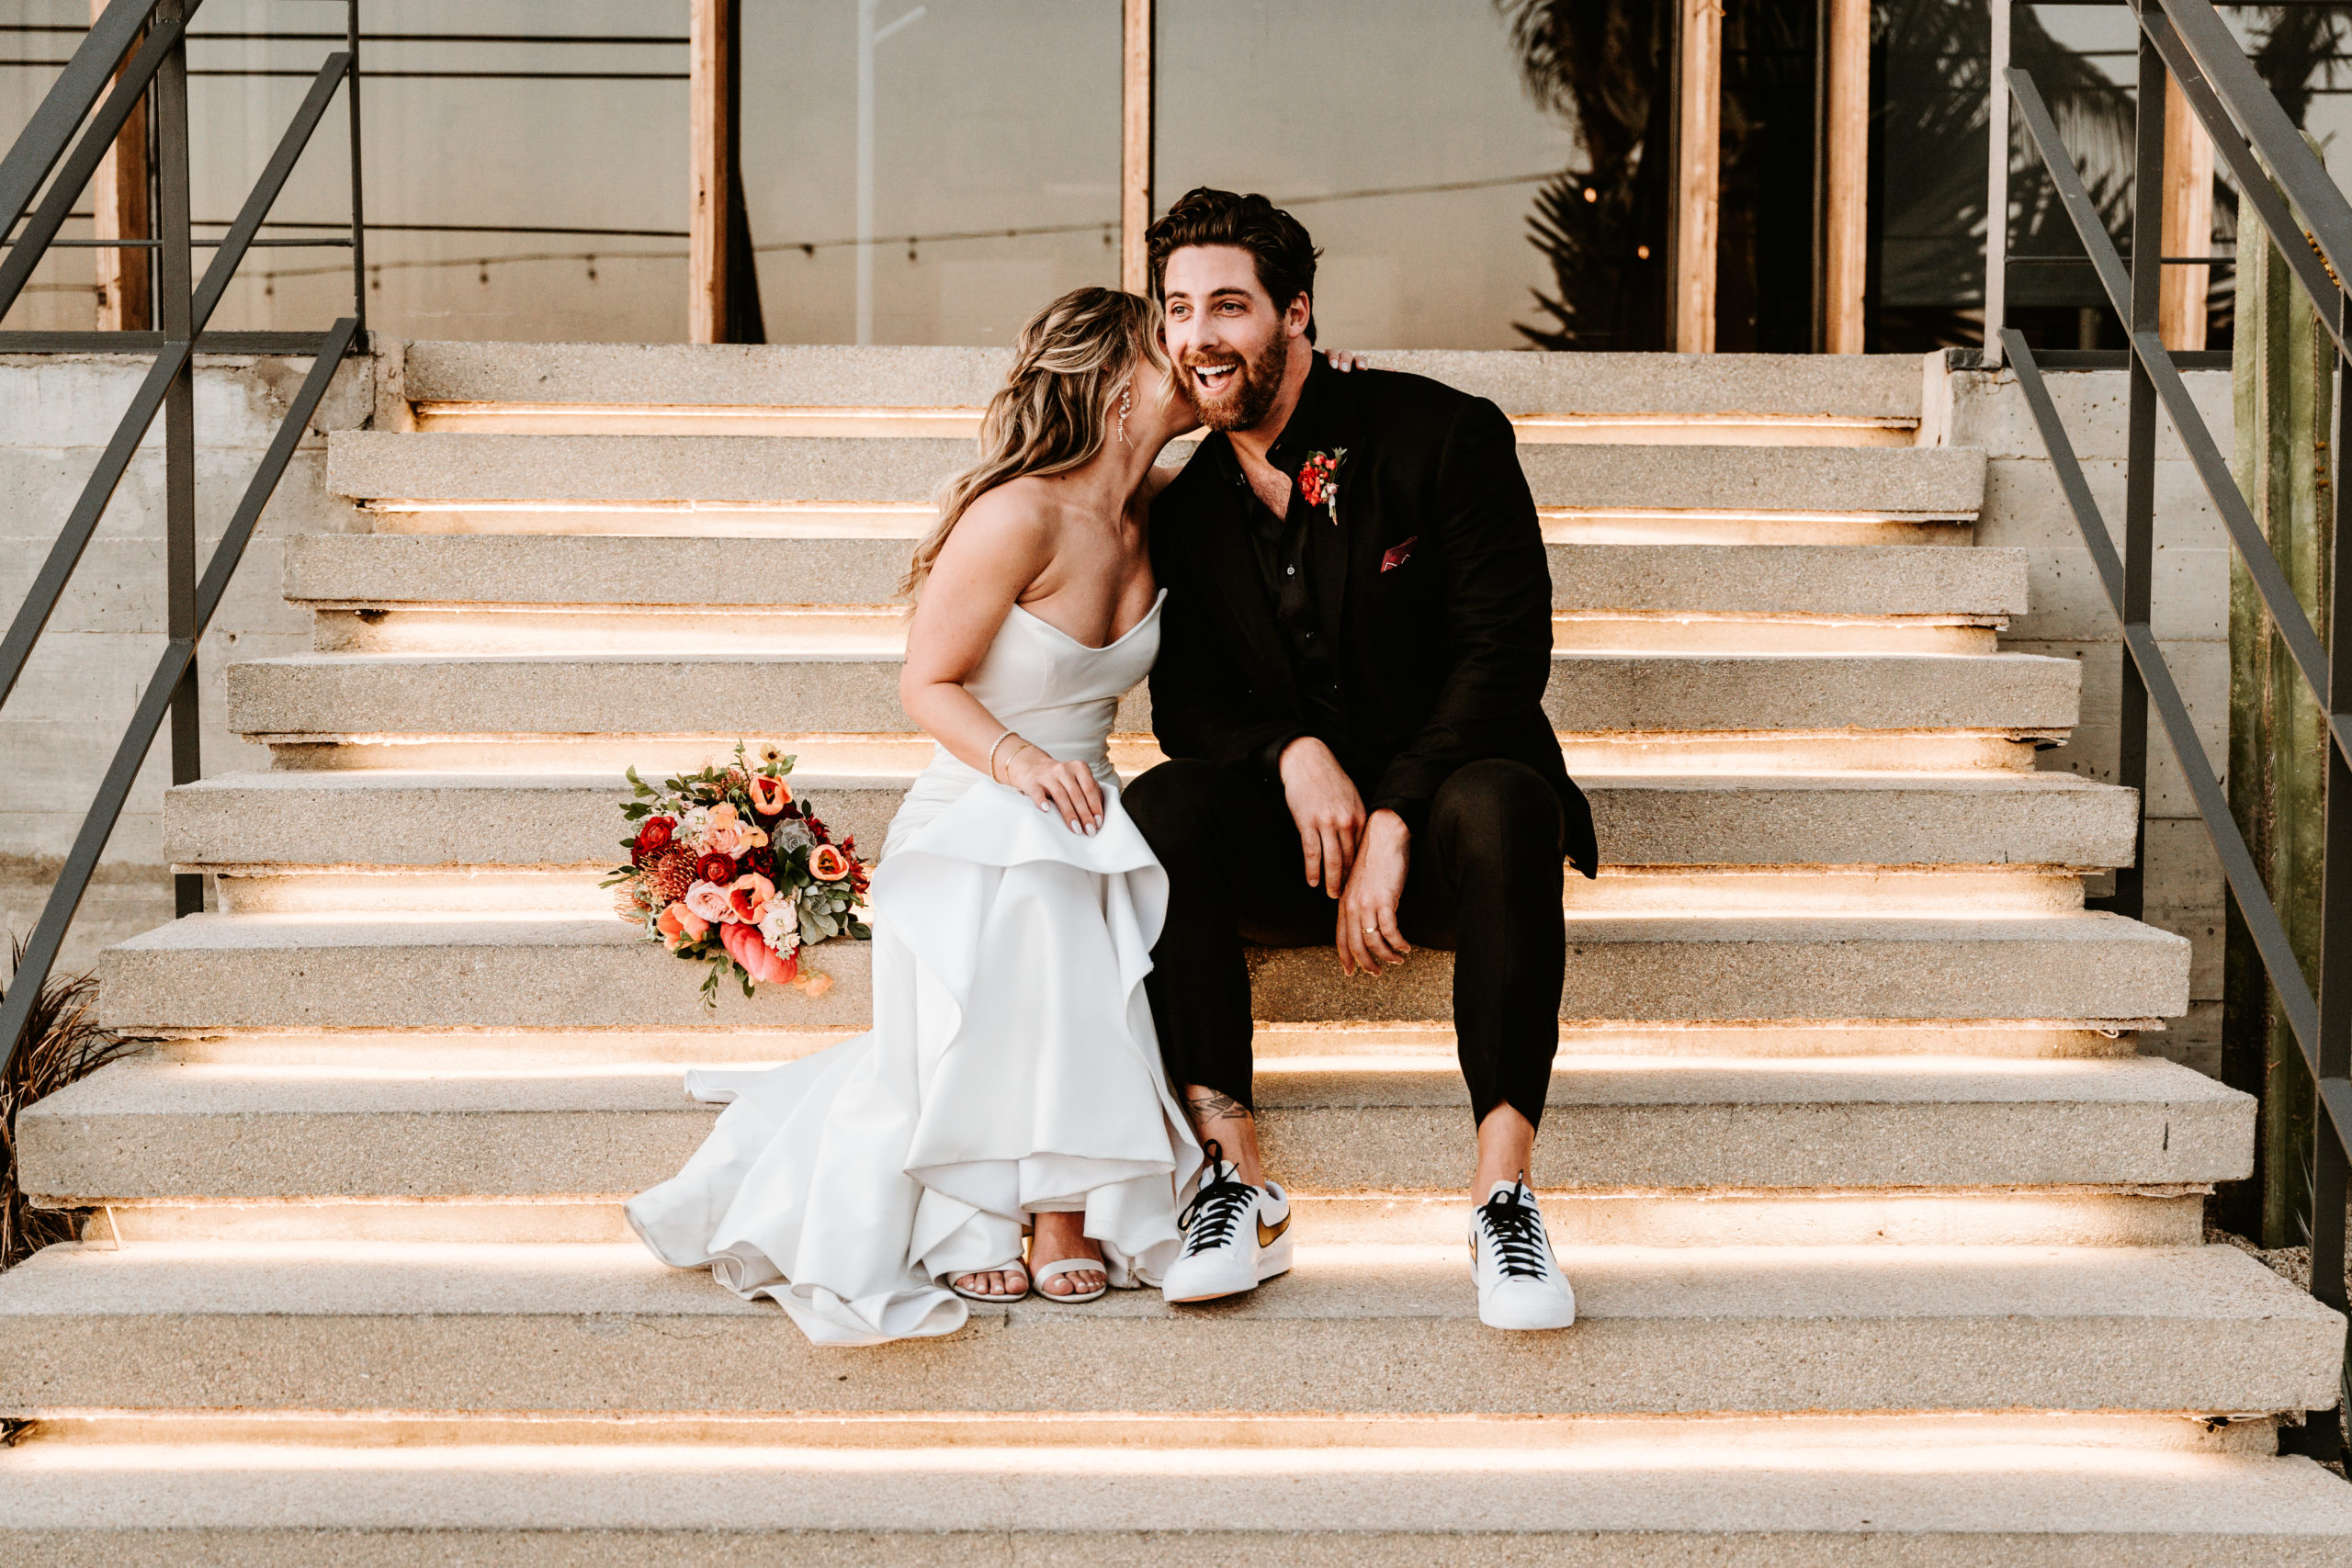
xmin=1146 ymin=187 xmax=1321 ymax=344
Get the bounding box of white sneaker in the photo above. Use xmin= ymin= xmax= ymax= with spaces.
xmin=1160 ymin=1142 xmax=1292 ymax=1303
xmin=1471 ymin=1177 xmax=1576 ymax=1331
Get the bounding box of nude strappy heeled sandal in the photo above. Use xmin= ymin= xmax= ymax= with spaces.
xmin=950 ymin=1262 xmax=1030 ymax=1303
xmin=1029 ymin=1257 xmax=1109 ymax=1304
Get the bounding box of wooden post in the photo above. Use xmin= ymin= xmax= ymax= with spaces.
xmin=1670 ymin=0 xmax=1720 ymax=353
xmin=1822 ymin=0 xmax=1869 ymax=353
xmin=1121 ymin=0 xmax=1153 ymax=294
xmin=688 ymin=0 xmax=729 ymax=344
xmin=2224 ymin=195 xmax=2335 ymax=1246
xmin=91 ymin=0 xmax=150 ymax=332
xmin=1982 ymin=0 xmax=2009 ymax=367
xmin=2159 ymin=73 xmax=2213 ymax=352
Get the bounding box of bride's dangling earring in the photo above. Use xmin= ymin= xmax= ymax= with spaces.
xmin=1116 ymin=383 xmax=1133 ymax=446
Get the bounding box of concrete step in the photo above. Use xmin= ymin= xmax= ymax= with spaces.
xmin=285 ymin=534 xmax=2029 ymax=616
xmin=46 ymin=1182 xmax=2213 ymax=1252
xmin=6 ymin=1435 xmax=2352 ymax=1564
xmin=283 ymin=536 xmax=2030 ymax=655
xmin=325 ymin=432 xmax=1986 ymax=521
xmin=162 ymin=769 xmax=2143 ymax=875
xmin=0 ymin=1240 xmax=2335 ymax=1417
xmin=220 ymin=649 xmax=2081 ymax=743
xmin=303 ymin=610 xmax=2010 ymax=659
xmin=17 ymin=1051 xmax=2247 ymax=1208
xmin=93 ymin=910 xmax=2190 ymax=1034
xmin=401 ymin=341 xmax=1931 ymax=422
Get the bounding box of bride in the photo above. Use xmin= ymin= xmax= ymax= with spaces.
xmin=627 ymin=288 xmax=1213 ymax=1344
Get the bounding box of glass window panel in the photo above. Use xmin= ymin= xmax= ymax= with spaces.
xmin=1154 ymin=0 xmax=1575 ymax=350
xmin=745 ymin=0 xmax=1121 ymax=346
xmin=201 ymin=0 xmax=696 ymax=342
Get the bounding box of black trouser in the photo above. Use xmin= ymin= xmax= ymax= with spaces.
xmin=1125 ymin=756 xmax=1566 ymax=1129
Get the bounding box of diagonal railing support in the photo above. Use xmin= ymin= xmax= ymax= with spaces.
xmin=0 ymin=319 xmax=358 ymax=1075
xmin=2004 ymin=0 xmax=2352 ymax=1459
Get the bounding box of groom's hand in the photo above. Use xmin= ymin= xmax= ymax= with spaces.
xmin=1338 ymin=811 xmax=1413 ymax=976
xmin=1278 ymin=737 xmax=1365 ymax=895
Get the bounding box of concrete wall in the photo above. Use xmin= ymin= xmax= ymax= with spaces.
xmin=1952 ymin=364 xmax=2234 ymax=1077
xmin=0 ymin=352 xmax=373 ymax=972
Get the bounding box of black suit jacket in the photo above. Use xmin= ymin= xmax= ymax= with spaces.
xmin=1148 ymin=358 xmax=1598 ymax=877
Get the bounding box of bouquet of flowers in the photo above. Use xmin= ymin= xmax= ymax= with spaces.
xmin=606 ymin=742 xmax=873 ymax=1005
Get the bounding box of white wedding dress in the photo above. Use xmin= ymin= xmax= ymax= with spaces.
xmin=626 ymin=592 xmax=1202 ymax=1346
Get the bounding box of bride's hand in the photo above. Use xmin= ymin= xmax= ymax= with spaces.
xmin=1323 ymin=349 xmax=1373 ymax=372
xmin=1004 ymin=744 xmax=1104 ymax=835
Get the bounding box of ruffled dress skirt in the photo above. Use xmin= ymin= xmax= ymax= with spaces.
xmin=625 ymin=767 xmax=1202 ymax=1346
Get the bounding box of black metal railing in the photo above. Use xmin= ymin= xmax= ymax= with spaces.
xmin=0 ymin=0 xmax=361 ymax=1068
xmin=2001 ymin=0 xmax=2352 ymax=1461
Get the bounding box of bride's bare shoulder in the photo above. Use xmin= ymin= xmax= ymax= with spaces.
xmin=945 ymin=477 xmax=1054 ymax=546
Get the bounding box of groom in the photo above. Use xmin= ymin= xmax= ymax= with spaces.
xmin=1125 ymin=188 xmax=1598 ymax=1332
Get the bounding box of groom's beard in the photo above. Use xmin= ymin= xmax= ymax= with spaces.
xmin=1184 ymin=332 xmax=1289 ymax=434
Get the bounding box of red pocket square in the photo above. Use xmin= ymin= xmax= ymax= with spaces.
xmin=1380 ymin=536 xmax=1419 ymax=572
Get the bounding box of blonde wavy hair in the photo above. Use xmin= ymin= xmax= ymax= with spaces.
xmin=901 ymin=286 xmax=1171 ymax=598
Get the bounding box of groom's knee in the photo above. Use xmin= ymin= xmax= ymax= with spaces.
xmin=1432 ymin=760 xmax=1564 ymax=878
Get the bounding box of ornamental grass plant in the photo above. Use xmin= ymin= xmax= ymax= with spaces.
xmin=0 ymin=935 xmax=136 ymax=1270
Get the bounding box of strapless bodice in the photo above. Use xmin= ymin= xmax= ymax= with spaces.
xmin=959 ymin=592 xmax=1163 ymax=759
xmin=888 ymin=591 xmax=1163 ymax=854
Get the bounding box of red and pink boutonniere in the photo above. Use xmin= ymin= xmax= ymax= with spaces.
xmin=1297 ymin=447 xmax=1347 ymax=524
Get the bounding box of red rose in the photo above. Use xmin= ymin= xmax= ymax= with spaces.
xmin=632 ymin=816 xmax=676 ymax=863
xmin=696 ymin=851 xmax=739 ymax=886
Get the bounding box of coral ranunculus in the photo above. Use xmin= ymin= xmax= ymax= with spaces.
xmin=656 ymin=900 xmax=708 ymax=951
xmin=720 ymin=919 xmax=798 ymax=985
xmin=695 ymin=851 xmax=739 ymax=886
xmin=632 ymin=815 xmax=676 ymax=862
xmin=728 ymin=872 xmax=776 ymax=924
xmin=748 ymin=773 xmax=790 ymax=816
xmin=684 ymin=880 xmax=732 ymax=923
xmin=809 ymin=844 xmax=852 ymax=882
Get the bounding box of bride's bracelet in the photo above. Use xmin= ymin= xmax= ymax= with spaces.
xmin=986 ymin=728 xmax=1023 ymax=782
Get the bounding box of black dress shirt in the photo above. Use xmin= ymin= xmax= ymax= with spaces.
xmin=1207 ymin=369 xmax=1348 ymax=780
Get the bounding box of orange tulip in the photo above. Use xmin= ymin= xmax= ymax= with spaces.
xmin=748 ymin=773 xmax=791 ymax=815
xmin=728 ymin=872 xmax=776 ymax=924
xmin=657 ymin=901 xmax=708 ymax=952
xmin=809 ymin=844 xmax=851 ymax=882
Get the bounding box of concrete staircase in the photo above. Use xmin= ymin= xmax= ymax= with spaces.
xmin=6 ymin=343 xmax=2351 ymax=1561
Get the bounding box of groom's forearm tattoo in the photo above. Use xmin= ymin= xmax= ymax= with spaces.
xmin=1187 ymin=1089 xmax=1249 ymax=1123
